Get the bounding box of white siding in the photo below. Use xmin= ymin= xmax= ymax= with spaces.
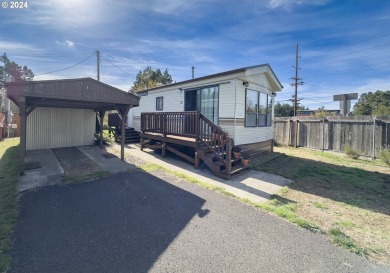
xmin=218 ymin=81 xmax=236 ymax=118
xmin=27 ymin=107 xmax=95 ymax=150
xmin=233 ymin=73 xmax=274 ymax=145
xmin=131 ymin=89 xmax=185 ymax=131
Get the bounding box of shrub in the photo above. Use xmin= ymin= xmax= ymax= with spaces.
xmin=343 ymin=145 xmax=360 ymax=159
xmin=379 ymin=148 xmax=390 ymax=166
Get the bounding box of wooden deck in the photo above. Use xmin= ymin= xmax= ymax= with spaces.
xmin=142 ymin=132 xmax=197 ymax=147
xmin=140 ymin=112 xmax=248 ymax=179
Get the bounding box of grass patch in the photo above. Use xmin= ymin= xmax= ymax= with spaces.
xmin=313 ymin=201 xmax=328 ymax=210
xmin=64 ymin=170 xmax=111 ymax=184
xmin=379 ymin=148 xmax=390 ymax=166
xmin=251 ymin=146 xmax=390 ymax=264
xmin=330 ymin=228 xmax=368 ymax=256
xmin=343 ymin=145 xmax=361 ymax=159
xmin=0 ymin=138 xmax=20 ymax=273
xmin=337 ymin=220 xmax=357 ymax=228
xmin=255 ymin=197 xmax=321 ymax=233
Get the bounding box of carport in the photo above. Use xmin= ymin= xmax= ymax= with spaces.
xmin=6 ymin=77 xmax=139 ymax=175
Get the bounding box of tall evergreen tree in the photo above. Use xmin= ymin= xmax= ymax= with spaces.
xmin=130 ymin=66 xmax=173 ymax=92
xmin=353 ymin=91 xmax=390 ymax=116
xmin=0 ymin=53 xmax=34 ymax=111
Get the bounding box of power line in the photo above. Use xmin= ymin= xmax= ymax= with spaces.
xmin=100 ymin=55 xmax=135 ymax=80
xmin=35 ymin=53 xmax=95 ymax=77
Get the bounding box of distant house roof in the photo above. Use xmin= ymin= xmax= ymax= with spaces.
xmin=138 ymin=64 xmax=283 ymax=93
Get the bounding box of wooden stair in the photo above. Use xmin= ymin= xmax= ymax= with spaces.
xmin=115 ymin=127 xmax=140 ymax=143
xmin=197 ymin=147 xmax=249 ymax=180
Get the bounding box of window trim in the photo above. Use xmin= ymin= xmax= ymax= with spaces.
xmin=244 ymin=89 xmax=257 ymax=127
xmin=244 ymin=88 xmax=272 ymax=128
xmin=156 ymin=96 xmax=163 ymax=111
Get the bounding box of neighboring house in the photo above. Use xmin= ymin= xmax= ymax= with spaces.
xmin=129 ymin=64 xmax=283 ymax=179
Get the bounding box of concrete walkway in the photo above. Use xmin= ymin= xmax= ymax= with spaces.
xmin=18 ymin=146 xmax=134 ymax=192
xmin=111 ymin=143 xmax=293 ymax=204
xmin=18 ymin=149 xmax=64 ymax=192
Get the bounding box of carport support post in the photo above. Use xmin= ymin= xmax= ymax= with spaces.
xmin=120 ymin=106 xmax=131 ymax=161
xmin=98 ymin=111 xmax=106 ymax=149
xmin=19 ymin=97 xmax=26 ymax=175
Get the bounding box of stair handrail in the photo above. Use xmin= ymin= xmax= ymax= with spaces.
xmin=198 ymin=112 xmax=232 ymax=175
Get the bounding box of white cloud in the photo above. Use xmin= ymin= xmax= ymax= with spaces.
xmin=0 ymin=41 xmax=42 ymax=52
xmin=65 ymin=40 xmax=75 ymax=47
xmin=267 ymin=0 xmax=330 ymax=9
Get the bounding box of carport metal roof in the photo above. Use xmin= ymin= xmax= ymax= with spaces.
xmin=6 ymin=77 xmax=140 ymax=175
xmin=6 ymin=77 xmax=139 ymax=111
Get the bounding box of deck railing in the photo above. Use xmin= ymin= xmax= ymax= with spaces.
xmin=141 ymin=111 xmax=232 ymax=173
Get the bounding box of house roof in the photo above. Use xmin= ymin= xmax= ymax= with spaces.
xmin=138 ymin=64 xmax=283 ymax=93
xmin=6 ymin=77 xmax=139 ymax=112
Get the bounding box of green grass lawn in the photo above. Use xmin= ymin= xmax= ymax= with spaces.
xmin=0 ymin=138 xmax=20 ymax=273
xmin=251 ymin=146 xmax=390 ymax=265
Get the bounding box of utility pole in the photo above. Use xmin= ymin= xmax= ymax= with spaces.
xmin=192 ymin=66 xmax=194 ymax=79
xmin=96 ymin=50 xmax=100 ymax=81
xmin=291 ymin=44 xmax=304 ymax=117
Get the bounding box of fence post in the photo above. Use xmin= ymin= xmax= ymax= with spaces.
xmin=372 ymin=118 xmax=376 ymax=160
xmin=294 ymin=118 xmax=299 ymax=148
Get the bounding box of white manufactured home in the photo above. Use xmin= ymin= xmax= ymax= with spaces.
xmin=129 ymin=64 xmax=283 ymax=179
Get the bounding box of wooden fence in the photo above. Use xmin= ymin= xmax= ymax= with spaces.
xmin=273 ymin=116 xmax=390 ymax=158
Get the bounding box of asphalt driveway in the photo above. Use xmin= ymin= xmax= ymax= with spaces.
xmin=10 ymin=170 xmax=389 ymax=273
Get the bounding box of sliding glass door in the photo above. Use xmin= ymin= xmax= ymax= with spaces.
xmin=185 ymin=86 xmax=219 ymax=124
xmin=199 ymin=86 xmax=219 ymax=124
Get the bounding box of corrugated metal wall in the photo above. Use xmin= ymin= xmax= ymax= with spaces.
xmin=26 ymin=107 xmax=95 ymax=150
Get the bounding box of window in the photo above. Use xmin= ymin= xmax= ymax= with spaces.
xmin=245 ymin=90 xmax=258 ymax=127
xmin=199 ymin=86 xmax=219 ymax=124
xmin=245 ymin=89 xmax=272 ymax=127
xmin=156 ymin=96 xmax=163 ymax=111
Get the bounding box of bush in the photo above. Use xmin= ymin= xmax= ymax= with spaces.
xmin=379 ymin=148 xmax=390 ymax=166
xmin=343 ymin=145 xmax=360 ymax=159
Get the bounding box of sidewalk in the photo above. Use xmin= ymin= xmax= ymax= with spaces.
xmin=110 ymin=143 xmax=293 ymax=204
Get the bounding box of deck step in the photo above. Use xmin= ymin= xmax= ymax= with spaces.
xmin=212 ymin=157 xmax=241 ymax=166
xmin=221 ymin=165 xmax=249 ymax=175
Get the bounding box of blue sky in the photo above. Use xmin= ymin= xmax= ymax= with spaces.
xmin=1 ymin=0 xmax=390 ymax=110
